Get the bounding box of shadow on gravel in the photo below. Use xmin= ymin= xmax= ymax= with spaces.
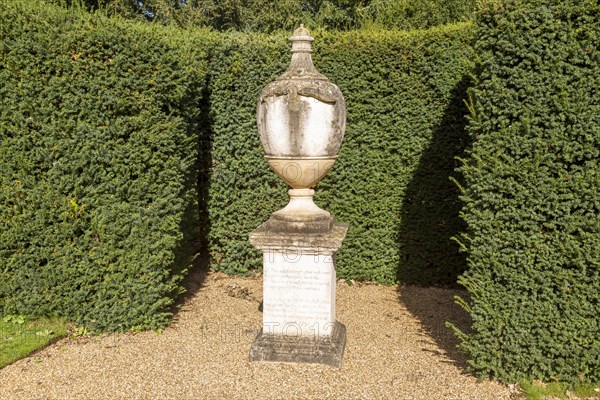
xmin=397 ymin=286 xmax=471 ymax=372
xmin=396 ymin=75 xmax=473 ymax=372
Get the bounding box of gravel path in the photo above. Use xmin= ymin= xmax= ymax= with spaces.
xmin=0 ymin=270 xmax=514 ymax=399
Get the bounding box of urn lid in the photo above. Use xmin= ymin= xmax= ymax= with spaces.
xmin=290 ymin=24 xmax=313 ymax=50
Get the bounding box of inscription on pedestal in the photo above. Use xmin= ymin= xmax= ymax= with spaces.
xmin=263 ymin=251 xmax=336 ymax=337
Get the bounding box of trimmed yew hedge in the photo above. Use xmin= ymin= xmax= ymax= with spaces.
xmin=0 ymin=1 xmax=212 ymax=331
xmin=455 ymin=0 xmax=600 ymax=383
xmin=205 ymin=25 xmax=475 ymax=284
xmin=2 ymin=1 xmax=473 ymax=332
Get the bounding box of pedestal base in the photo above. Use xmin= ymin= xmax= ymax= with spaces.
xmin=249 ymin=222 xmax=348 ymax=368
xmin=249 ymin=321 xmax=346 ymax=368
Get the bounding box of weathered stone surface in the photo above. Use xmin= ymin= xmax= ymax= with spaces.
xmin=249 ymin=25 xmax=349 ymax=368
xmin=263 ymin=189 xmax=337 ymax=233
xmin=261 ymin=249 xmax=336 ymax=337
xmin=265 ymin=157 xmax=336 ymax=190
xmin=250 ymin=222 xmax=347 ymax=366
xmin=255 ymin=24 xmax=347 ymax=228
xmin=249 ymin=321 xmax=347 ymax=368
xmin=250 ymin=222 xmax=348 ymax=252
xmin=256 ymin=25 xmax=346 ymax=160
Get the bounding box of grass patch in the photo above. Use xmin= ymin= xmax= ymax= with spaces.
xmin=0 ymin=315 xmax=69 ymax=368
xmin=520 ymin=380 xmax=600 ymax=400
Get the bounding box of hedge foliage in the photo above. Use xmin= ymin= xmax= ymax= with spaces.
xmin=52 ymin=0 xmax=476 ymax=32
xmin=1 ymin=1 xmax=474 ymax=334
xmin=455 ymin=0 xmax=600 ymax=383
xmin=0 ymin=0 xmax=212 ymax=331
xmin=206 ymin=24 xmax=474 ymax=284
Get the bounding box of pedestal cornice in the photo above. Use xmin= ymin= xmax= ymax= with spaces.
xmin=249 ymin=222 xmax=348 ymax=254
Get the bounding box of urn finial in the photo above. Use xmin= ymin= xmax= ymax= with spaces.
xmin=289 ymin=24 xmax=313 ymax=53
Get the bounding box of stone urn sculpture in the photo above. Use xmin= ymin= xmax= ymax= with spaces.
xmin=249 ymin=25 xmax=348 ymax=368
xmin=256 ymin=24 xmax=346 ymax=233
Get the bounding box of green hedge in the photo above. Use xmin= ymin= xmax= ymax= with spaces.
xmin=205 ymin=24 xmax=474 ymax=284
xmin=356 ymin=0 xmax=476 ymax=31
xmin=455 ymin=0 xmax=600 ymax=383
xmin=1 ymin=1 xmax=474 ymax=333
xmin=51 ymin=0 xmax=476 ymax=32
xmin=0 ymin=0 xmax=212 ymax=331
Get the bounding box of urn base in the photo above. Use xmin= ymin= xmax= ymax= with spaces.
xmin=266 ymin=189 xmax=334 ymax=233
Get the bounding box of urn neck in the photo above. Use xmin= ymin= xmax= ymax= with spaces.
xmin=287 ymin=52 xmax=320 ymax=77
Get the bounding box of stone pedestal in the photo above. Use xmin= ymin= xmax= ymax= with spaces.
xmin=249 ymin=222 xmax=348 ymax=368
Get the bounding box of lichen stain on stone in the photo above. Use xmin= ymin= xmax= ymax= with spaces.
xmin=256 ymin=26 xmax=346 ymax=159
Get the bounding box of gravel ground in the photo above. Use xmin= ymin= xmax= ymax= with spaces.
xmin=0 ymin=270 xmax=515 ymax=399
